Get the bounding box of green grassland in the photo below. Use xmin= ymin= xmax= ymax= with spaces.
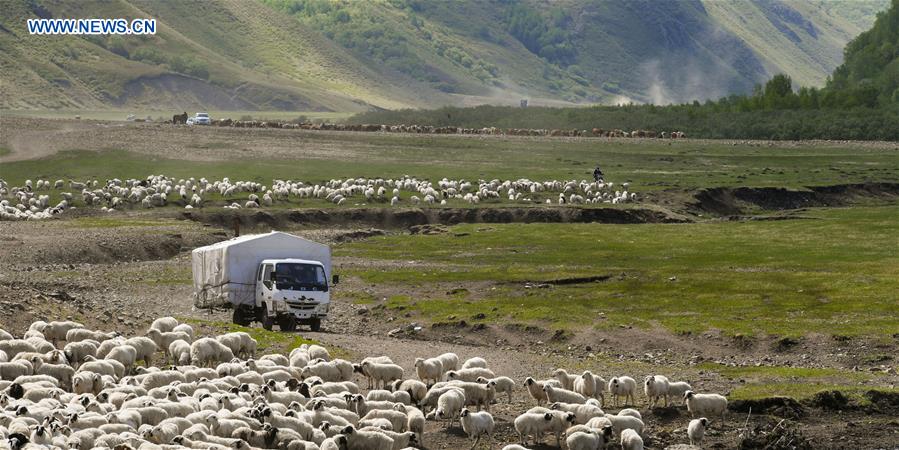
xmin=2 ymin=132 xmax=898 ymax=197
xmin=337 ymin=206 xmax=899 ymax=338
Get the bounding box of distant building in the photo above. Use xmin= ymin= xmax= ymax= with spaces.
xmin=520 ymin=99 xmax=528 ymax=108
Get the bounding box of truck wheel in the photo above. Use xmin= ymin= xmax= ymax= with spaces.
xmin=261 ymin=306 xmax=274 ymax=331
xmin=279 ymin=316 xmax=296 ymax=332
xmin=310 ymin=319 xmax=321 ymax=332
xmin=232 ymin=307 xmax=251 ymax=327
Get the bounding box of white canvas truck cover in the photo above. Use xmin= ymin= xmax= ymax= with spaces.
xmin=192 ymin=231 xmax=331 ymax=308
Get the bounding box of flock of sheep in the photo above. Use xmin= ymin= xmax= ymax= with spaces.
xmin=190 ymin=118 xmax=687 ymax=140
xmin=0 ymin=176 xmax=638 ymax=220
xmin=0 ymin=317 xmax=727 ymax=450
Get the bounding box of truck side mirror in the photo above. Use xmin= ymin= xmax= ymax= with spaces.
xmin=332 ymin=274 xmax=339 ymax=285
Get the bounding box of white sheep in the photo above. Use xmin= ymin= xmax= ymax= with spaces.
xmin=684 ymin=391 xmax=728 ymax=420
xmin=361 ymin=361 xmax=404 ymax=389
xmin=620 ymin=428 xmax=644 ymax=450
xmin=191 ymin=338 xmax=234 ymax=368
xmin=667 ymin=381 xmax=693 ymax=405
xmin=544 ymin=383 xmax=587 ymax=404
xmin=413 ymin=357 xmax=443 ymax=385
xmin=436 ymin=352 xmax=459 ymax=373
xmin=393 ymin=403 xmax=425 ymax=446
xmin=105 ymin=344 xmax=138 ymax=373
xmin=168 ymin=340 xmax=192 ymax=366
xmin=552 ymin=368 xmax=578 ymax=390
xmin=550 ymin=401 xmax=604 ymax=424
xmin=435 ymin=388 xmax=466 ymax=428
xmin=459 ymin=408 xmax=494 ymax=449
xmin=124 ymin=336 xmax=158 ymax=367
xmin=688 ymin=417 xmax=709 ymax=446
xmin=461 ymin=357 xmax=488 ymax=369
xmin=644 ymin=375 xmax=670 ymax=408
xmin=478 ymin=376 xmax=514 ymax=403
xmin=566 ymin=428 xmax=612 ymax=450
xmin=172 ymin=323 xmax=195 ymax=340
xmin=341 ymin=425 xmax=395 ymax=450
xmin=608 ymin=376 xmax=637 ymax=407
xmin=390 ymin=379 xmax=428 ymax=403
xmin=524 ymin=377 xmax=561 ymax=404
xmin=574 ymin=370 xmax=604 ymax=404
xmin=604 ymin=413 xmax=644 ymax=437
xmin=513 ymin=410 xmax=574 ymax=447
xmin=150 ymin=317 xmax=179 ymax=333
xmin=446 ymin=367 xmax=494 ymax=382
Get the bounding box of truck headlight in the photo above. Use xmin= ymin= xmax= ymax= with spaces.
xmin=272 ymin=300 xmax=287 ymax=312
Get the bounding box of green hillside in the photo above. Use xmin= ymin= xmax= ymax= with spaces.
xmin=0 ymin=0 xmax=888 ymax=111
xmin=827 ymin=0 xmax=899 ymax=106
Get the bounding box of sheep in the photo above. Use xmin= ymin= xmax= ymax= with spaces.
xmin=413 ymin=358 xmax=443 ymax=385
xmin=459 ymin=408 xmax=494 ymax=449
xmin=667 ymin=381 xmax=693 ymax=405
xmin=688 ymin=417 xmax=708 ymax=446
xmin=461 ymin=357 xmax=488 ymax=369
xmin=644 ymin=375 xmax=670 ymax=408
xmin=604 ymin=413 xmax=644 ymax=437
xmin=0 ymin=360 xmax=33 ymax=381
xmin=478 ymin=376 xmax=514 ymax=403
xmin=169 ymin=341 xmax=192 ymax=366
xmin=231 ymin=426 xmax=278 ymax=448
xmin=574 ymin=371 xmax=604 ymax=404
xmin=191 ymin=338 xmax=234 ymax=368
xmin=393 ymin=404 xmax=424 ymax=445
xmin=146 ymin=329 xmax=191 ymax=363
xmin=360 ymin=361 xmax=403 ymax=389
xmin=216 ymin=333 xmax=256 ymax=359
xmin=319 ymin=435 xmax=348 ymax=450
xmin=366 ymin=389 xmax=410 ymax=404
xmin=524 ymin=377 xmax=561 ymax=404
xmin=513 ymin=410 xmax=574 ymax=447
xmin=43 ymin=320 xmax=83 ymax=345
xmin=0 ymin=340 xmax=38 ymax=359
xmin=550 ymin=402 xmax=604 ymax=424
xmin=360 ymin=409 xmax=406 ymax=432
xmin=150 ymin=317 xmax=179 ymax=333
xmin=566 ymin=427 xmax=612 ymax=450
xmin=684 ymin=391 xmax=728 ymax=420
xmin=79 ymin=358 xmax=123 ymax=379
xmin=66 ymin=328 xmax=117 ymax=343
xmin=63 ymin=341 xmax=98 ymax=368
xmin=340 ymin=425 xmax=394 ymax=450
xmin=544 ymin=383 xmax=587 ymax=404
xmin=106 ymin=345 xmax=138 ymax=373
xmin=445 ymin=367 xmax=494 ymax=382
xmin=30 ymin=358 xmax=74 ymax=390
xmin=608 ymin=376 xmax=637 ymax=407
xmin=302 ymin=359 xmax=353 ymax=382
xmin=617 ymin=408 xmax=642 ymax=420
xmin=434 ymin=388 xmax=466 ymax=428
xmin=552 ymin=368 xmax=578 ymax=390
xmin=172 ymin=323 xmax=195 ymax=340
xmin=390 ymin=379 xmax=428 ymax=404
xmin=72 ymin=372 xmax=103 ymax=395
xmin=620 ymin=428 xmax=644 ymax=450
xmin=124 ymin=336 xmax=158 ymax=367
xmin=435 ymin=352 xmax=459 ymax=373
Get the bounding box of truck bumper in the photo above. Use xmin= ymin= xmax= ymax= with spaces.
xmin=286 ymin=302 xmax=328 ymax=320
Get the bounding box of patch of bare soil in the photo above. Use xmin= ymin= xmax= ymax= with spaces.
xmin=690 ymin=182 xmax=899 ymax=215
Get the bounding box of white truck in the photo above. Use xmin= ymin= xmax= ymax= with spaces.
xmin=191 ymin=231 xmax=338 ymax=331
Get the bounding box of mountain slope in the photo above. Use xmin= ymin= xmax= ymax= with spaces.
xmin=0 ymin=0 xmax=889 ymax=110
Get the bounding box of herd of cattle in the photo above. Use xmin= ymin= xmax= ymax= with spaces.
xmin=173 ymin=117 xmax=686 ymax=139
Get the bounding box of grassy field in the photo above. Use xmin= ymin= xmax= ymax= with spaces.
xmin=2 ymin=129 xmax=898 ymax=194
xmin=337 ymin=205 xmax=899 ymax=338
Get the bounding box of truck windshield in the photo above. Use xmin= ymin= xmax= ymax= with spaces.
xmin=273 ymin=263 xmax=327 ymax=291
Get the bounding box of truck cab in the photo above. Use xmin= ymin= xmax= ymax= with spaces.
xmin=233 ymin=258 xmax=337 ymax=331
